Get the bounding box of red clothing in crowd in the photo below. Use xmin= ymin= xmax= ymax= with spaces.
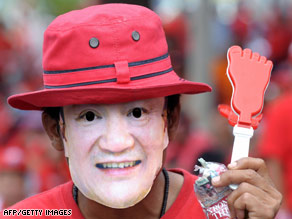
xmin=257 ymin=93 xmax=292 ymax=211
xmin=166 ymin=131 xmax=212 ymax=172
xmin=1 ymin=169 xmax=205 ymax=218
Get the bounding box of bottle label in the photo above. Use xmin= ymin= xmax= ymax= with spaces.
xmin=194 ymin=158 xmax=232 ymax=218
xmin=205 ymin=196 xmax=230 ymax=219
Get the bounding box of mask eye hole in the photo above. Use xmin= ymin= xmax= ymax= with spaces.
xmin=132 ymin=108 xmax=142 ymax=118
xmin=85 ymin=111 xmax=95 ymax=121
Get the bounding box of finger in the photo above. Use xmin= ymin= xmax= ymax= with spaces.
xmin=228 ymin=158 xmax=279 ymax=194
xmin=227 ymin=182 xmax=282 ymax=218
xmin=227 ymin=182 xmax=265 ymax=217
xmin=227 ymin=157 xmax=269 ymax=179
xmin=228 ymin=202 xmax=246 ymax=219
xmin=233 ymin=193 xmax=257 ymax=219
xmin=224 ymin=169 xmax=283 ymax=206
xmin=235 ymin=208 xmax=246 ymax=219
xmin=252 ymin=52 xmax=260 ymax=61
xmin=233 ymin=192 xmax=277 ymax=219
xmin=212 ymin=168 xmax=273 ymax=193
xmin=243 ymin=48 xmax=252 ymax=58
xmin=228 ymin=157 xmax=275 ymax=189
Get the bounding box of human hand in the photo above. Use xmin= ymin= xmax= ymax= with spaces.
xmin=211 ymin=157 xmax=282 ymax=219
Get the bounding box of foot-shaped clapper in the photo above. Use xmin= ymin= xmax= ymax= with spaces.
xmin=227 ymin=45 xmax=272 ymax=127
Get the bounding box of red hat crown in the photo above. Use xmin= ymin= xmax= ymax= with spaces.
xmin=43 ymin=4 xmax=170 ymax=89
xmin=8 ymin=4 xmax=211 ymax=110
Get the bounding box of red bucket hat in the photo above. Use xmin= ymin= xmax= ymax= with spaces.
xmin=8 ymin=4 xmax=211 ymax=110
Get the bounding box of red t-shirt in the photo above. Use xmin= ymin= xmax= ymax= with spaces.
xmin=0 ymin=169 xmax=205 ymax=218
xmin=257 ymin=93 xmax=292 ymax=210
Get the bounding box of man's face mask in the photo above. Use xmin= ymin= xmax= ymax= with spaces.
xmin=61 ymin=97 xmax=169 ymax=208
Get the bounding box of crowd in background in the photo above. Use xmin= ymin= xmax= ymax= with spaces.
xmin=1 ymin=0 xmax=292 ymax=218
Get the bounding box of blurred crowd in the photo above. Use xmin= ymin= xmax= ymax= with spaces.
xmin=1 ymin=0 xmax=292 ymax=217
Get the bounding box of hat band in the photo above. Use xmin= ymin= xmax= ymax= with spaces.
xmin=43 ymin=53 xmax=172 ymax=89
xmin=44 ymin=53 xmax=169 ymax=74
xmin=44 ymin=67 xmax=173 ymax=89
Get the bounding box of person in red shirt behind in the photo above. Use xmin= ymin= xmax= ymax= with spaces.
xmin=1 ymin=3 xmax=281 ymax=219
xmin=257 ymin=92 xmax=292 ymax=218
xmin=0 ymin=145 xmax=26 ymax=210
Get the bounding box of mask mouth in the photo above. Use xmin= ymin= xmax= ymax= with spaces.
xmin=95 ymin=160 xmax=141 ymax=169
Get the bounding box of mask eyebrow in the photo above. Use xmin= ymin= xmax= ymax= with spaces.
xmin=122 ymin=98 xmax=163 ymax=109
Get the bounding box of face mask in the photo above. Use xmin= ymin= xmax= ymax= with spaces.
xmin=62 ymin=98 xmax=169 ymax=208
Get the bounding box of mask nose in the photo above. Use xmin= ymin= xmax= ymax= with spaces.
xmin=98 ymin=115 xmax=134 ymax=153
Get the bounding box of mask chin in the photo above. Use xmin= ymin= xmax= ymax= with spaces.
xmin=96 ymin=188 xmax=151 ymax=209
xmin=77 ymin=180 xmax=152 ymax=209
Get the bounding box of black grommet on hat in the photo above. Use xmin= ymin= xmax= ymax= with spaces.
xmin=132 ymin=31 xmax=140 ymax=41
xmin=89 ymin=37 xmax=99 ymax=48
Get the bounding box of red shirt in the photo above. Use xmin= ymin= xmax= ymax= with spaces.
xmin=0 ymin=169 xmax=205 ymax=218
xmin=257 ymin=93 xmax=292 ymax=210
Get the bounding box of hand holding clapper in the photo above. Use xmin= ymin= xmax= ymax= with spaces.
xmin=194 ymin=45 xmax=274 ymax=217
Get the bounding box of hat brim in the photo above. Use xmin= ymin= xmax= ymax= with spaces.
xmin=8 ymin=70 xmax=211 ymax=110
